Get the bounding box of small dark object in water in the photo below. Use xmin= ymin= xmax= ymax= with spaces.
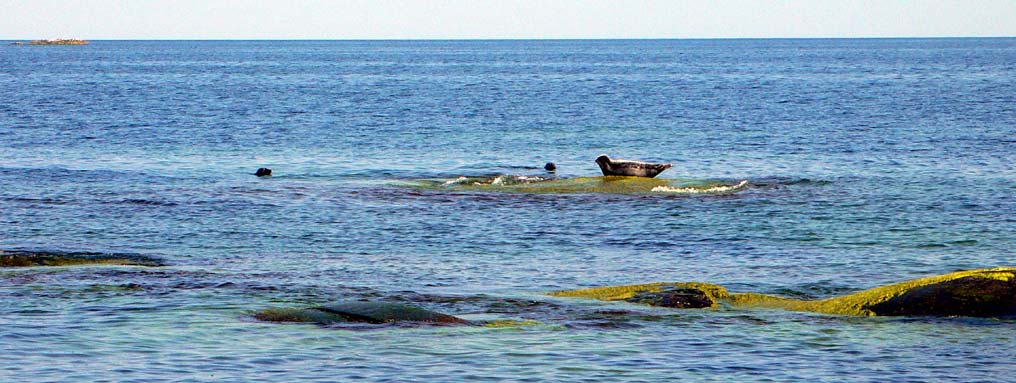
xmin=595 ymin=155 xmax=672 ymax=178
xmin=626 ymin=288 xmax=714 ymax=309
xmin=544 ymin=162 xmax=557 ymax=172
xmin=255 ymin=168 xmax=272 ymax=177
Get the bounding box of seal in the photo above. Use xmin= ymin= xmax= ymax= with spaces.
xmin=254 ymin=168 xmax=272 ymax=177
xmin=594 ymin=155 xmax=672 ymax=178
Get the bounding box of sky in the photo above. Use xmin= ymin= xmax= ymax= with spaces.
xmin=2 ymin=0 xmax=1014 ymax=39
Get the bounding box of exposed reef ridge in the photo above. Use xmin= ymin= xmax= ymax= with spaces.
xmin=550 ymin=267 xmax=1016 ymax=318
xmin=13 ymin=39 xmax=89 ymax=45
xmin=0 ymin=250 xmax=165 ymax=267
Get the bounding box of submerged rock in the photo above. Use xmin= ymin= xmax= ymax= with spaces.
xmin=551 ymin=267 xmax=1016 ymax=318
xmin=0 ymin=250 xmax=165 ymax=267
xmin=254 ymin=301 xmax=470 ymax=325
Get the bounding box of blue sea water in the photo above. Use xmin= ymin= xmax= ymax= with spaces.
xmin=1 ymin=39 xmax=1015 ymax=382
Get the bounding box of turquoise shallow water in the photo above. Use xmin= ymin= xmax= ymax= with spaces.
xmin=1 ymin=39 xmax=1015 ymax=382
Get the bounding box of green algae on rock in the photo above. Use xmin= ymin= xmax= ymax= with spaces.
xmin=0 ymin=250 xmax=165 ymax=267
xmin=549 ymin=281 xmax=731 ymax=304
xmin=550 ymin=267 xmax=1016 ymax=318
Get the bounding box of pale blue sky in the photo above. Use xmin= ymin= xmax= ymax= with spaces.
xmin=2 ymin=0 xmax=1014 ymax=39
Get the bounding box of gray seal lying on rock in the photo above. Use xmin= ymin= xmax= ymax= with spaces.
xmin=595 ymin=155 xmax=672 ymax=178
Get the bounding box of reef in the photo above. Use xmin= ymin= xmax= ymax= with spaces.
xmin=550 ymin=267 xmax=1016 ymax=318
xmin=0 ymin=250 xmax=165 ymax=267
xmin=18 ymin=39 xmax=89 ymax=45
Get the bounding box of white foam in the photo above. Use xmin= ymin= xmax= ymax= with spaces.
xmin=443 ymin=176 xmax=469 ymax=185
xmin=651 ymin=180 xmax=749 ymax=194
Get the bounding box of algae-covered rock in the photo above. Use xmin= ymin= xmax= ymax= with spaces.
xmin=626 ymin=288 xmax=714 ymax=309
xmin=865 ymin=274 xmax=1016 ymax=317
xmin=768 ymin=267 xmax=1016 ymax=317
xmin=548 ymin=281 xmax=730 ymax=305
xmin=253 ymin=301 xmax=470 ymax=325
xmin=550 ymin=267 xmax=1016 ymax=318
xmin=0 ymin=250 xmax=164 ymax=267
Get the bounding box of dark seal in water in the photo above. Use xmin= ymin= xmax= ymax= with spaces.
xmin=254 ymin=168 xmax=272 ymax=177
xmin=544 ymin=162 xmax=557 ymax=172
xmin=595 ymin=155 xmax=672 ymax=178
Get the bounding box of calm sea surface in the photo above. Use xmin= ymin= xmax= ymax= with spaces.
xmin=2 ymin=39 xmax=1015 ymax=382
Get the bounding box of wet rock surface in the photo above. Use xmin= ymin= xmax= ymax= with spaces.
xmin=626 ymin=288 xmax=714 ymax=309
xmin=866 ymin=275 xmax=1016 ymax=317
xmin=0 ymin=250 xmax=165 ymax=267
xmin=552 ymin=268 xmax=1016 ymax=318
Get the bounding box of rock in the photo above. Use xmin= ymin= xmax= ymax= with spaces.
xmin=254 ymin=168 xmax=272 ymax=177
xmin=626 ymin=288 xmax=714 ymax=308
xmin=866 ymin=275 xmax=1016 ymax=317
xmin=551 ymin=268 xmax=1016 ymax=318
xmin=25 ymin=39 xmax=89 ymax=45
xmin=254 ymin=301 xmax=470 ymax=325
xmin=0 ymin=250 xmax=164 ymax=267
xmin=544 ymin=162 xmax=557 ymax=172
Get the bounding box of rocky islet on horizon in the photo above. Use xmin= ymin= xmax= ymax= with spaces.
xmin=12 ymin=38 xmax=89 ymax=45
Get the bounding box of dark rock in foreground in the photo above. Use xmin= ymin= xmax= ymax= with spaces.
xmin=866 ymin=274 xmax=1016 ymax=317
xmin=253 ymin=301 xmax=470 ymax=325
xmin=626 ymin=288 xmax=714 ymax=309
xmin=0 ymin=250 xmax=165 ymax=267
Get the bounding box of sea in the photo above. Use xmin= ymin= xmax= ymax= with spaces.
xmin=1 ymin=39 xmax=1014 ymax=382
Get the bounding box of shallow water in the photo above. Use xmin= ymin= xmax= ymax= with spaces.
xmin=2 ymin=39 xmax=1015 ymax=382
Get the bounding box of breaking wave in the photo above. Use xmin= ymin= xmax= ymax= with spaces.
xmin=416 ymin=175 xmax=752 ymax=195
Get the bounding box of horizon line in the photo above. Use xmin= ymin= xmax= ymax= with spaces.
xmin=4 ymin=36 xmax=1015 ymax=41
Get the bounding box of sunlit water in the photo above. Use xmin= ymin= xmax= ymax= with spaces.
xmin=2 ymin=39 xmax=1015 ymax=382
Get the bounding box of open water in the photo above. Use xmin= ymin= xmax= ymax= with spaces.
xmin=1 ymin=39 xmax=1015 ymax=382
